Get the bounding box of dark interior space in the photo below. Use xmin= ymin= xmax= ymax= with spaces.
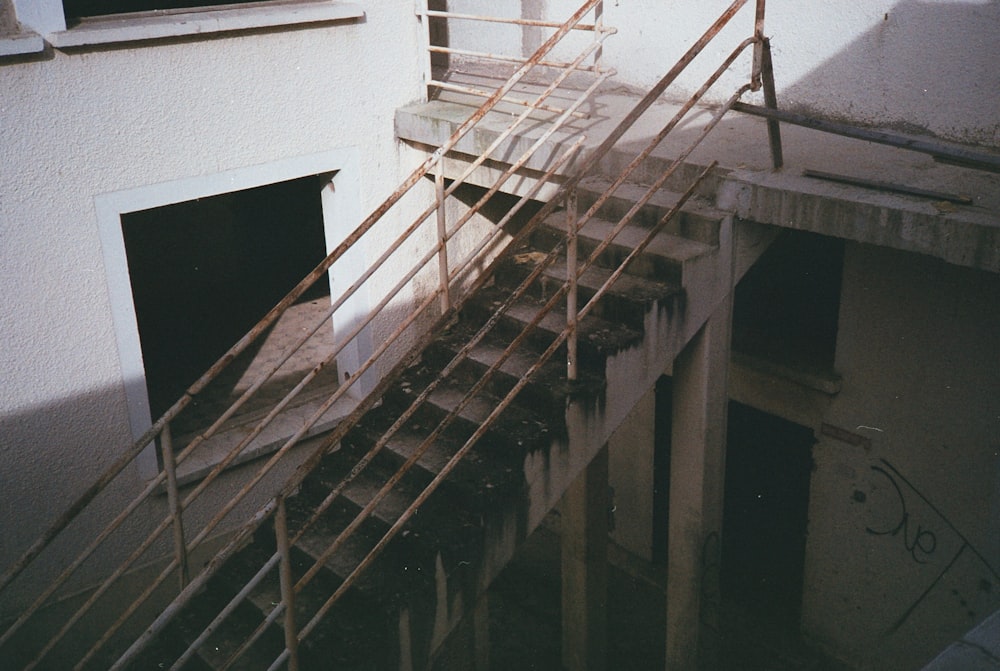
xmin=652 ymin=374 xmax=672 ymax=566
xmin=721 ymin=402 xmax=814 ymax=644
xmin=732 ymin=229 xmax=844 ymax=371
xmin=121 ymin=175 xmax=329 ymax=420
xmin=63 ymin=0 xmax=264 ymax=21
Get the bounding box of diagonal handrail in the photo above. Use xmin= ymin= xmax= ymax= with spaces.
xmin=2 ymin=0 xmax=776 ymax=667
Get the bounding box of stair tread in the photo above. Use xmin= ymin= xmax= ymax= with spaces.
xmin=538 ymin=252 xmax=682 ymax=303
xmin=542 ymin=211 xmax=715 ymax=263
xmin=577 ymin=174 xmax=727 ymax=222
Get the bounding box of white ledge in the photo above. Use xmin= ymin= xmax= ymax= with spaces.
xmin=49 ymin=0 xmax=363 ymax=48
xmin=0 ymin=30 xmax=45 ymax=56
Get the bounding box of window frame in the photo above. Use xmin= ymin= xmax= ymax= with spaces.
xmin=8 ymin=0 xmax=362 ymax=50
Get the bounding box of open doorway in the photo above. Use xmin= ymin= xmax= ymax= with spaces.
xmin=721 ymin=402 xmax=814 ymax=656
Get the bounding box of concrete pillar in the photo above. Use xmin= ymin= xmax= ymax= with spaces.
xmin=472 ymin=592 xmax=490 ymax=671
xmin=665 ymin=295 xmax=732 ymax=671
xmin=561 ymin=445 xmax=609 ymax=671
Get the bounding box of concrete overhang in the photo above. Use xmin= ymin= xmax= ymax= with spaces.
xmin=396 ymin=74 xmax=1000 ymax=274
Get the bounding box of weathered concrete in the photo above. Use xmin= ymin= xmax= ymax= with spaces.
xmin=665 ymin=295 xmax=733 ymax=671
xmin=561 ymin=446 xmax=609 ymax=671
xmin=396 ymin=81 xmax=1000 ymax=274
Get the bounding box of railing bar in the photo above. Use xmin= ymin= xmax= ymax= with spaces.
xmin=752 ymin=0 xmax=766 ymax=89
xmin=107 ymin=501 xmax=279 ymax=671
xmin=434 ymin=66 xmax=613 ymax=248
xmin=283 ymin=90 xmax=745 ymax=658
xmin=277 ymin=140 xmax=588 ymax=598
xmin=275 ymin=496 xmax=300 ymax=671
xmin=431 ymin=31 xmax=612 ymax=212
xmin=168 ymin=553 xmax=280 ymax=671
xmin=0 ymin=0 xmax=603 ymax=598
xmin=424 ymin=10 xmax=598 ymax=30
xmin=161 ymin=423 xmax=190 ymax=590
xmin=428 ymin=45 xmax=603 ymax=73
xmin=574 ymin=37 xmax=755 ymax=234
xmin=566 ymin=189 xmax=579 ymax=382
xmin=4 ymin=40 xmax=605 ymax=652
xmin=759 ymin=37 xmax=783 ymax=169
xmin=429 ymin=80 xmax=587 ymax=118
xmin=436 ymin=166 xmax=452 ymax=313
xmin=580 ymin=163 xmax=723 ymax=321
xmin=86 ymin=71 xmax=598 ymax=671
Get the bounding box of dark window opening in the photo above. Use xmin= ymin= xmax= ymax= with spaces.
xmin=721 ymin=402 xmax=814 ymax=648
xmin=732 ymin=230 xmax=844 ymax=372
xmin=121 ymin=175 xmax=330 ymax=434
xmin=64 ymin=0 xmax=269 ymax=22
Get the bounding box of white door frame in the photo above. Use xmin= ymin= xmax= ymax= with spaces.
xmin=95 ymin=148 xmax=373 ymax=479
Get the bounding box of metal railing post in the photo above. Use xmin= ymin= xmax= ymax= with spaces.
xmin=161 ymin=423 xmax=190 ymax=589
xmin=566 ymin=189 xmax=579 ymax=382
xmin=276 ymin=496 xmax=300 ymax=671
xmin=751 ymin=0 xmax=766 ymax=90
xmin=436 ymin=165 xmax=451 ymax=313
xmin=759 ymin=37 xmax=783 ymax=169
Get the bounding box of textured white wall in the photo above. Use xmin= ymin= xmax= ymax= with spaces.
xmin=452 ymin=0 xmax=1000 ymax=147
xmin=0 ymin=3 xmax=426 ymax=612
xmin=803 ymin=244 xmax=1000 ymax=669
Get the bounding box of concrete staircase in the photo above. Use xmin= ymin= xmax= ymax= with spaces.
xmin=115 ymin=138 xmax=738 ymax=669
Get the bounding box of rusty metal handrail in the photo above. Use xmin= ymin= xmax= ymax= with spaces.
xmin=2 ymin=0 xmax=776 ymax=667
xmin=234 ymin=4 xmax=766 ymax=670
xmin=1 ymin=3 xmax=608 ymax=670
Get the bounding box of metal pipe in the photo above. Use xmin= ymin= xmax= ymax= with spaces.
xmin=436 ymin=167 xmax=451 ymax=313
xmin=566 ymin=189 xmax=579 ymax=382
xmin=276 ymin=497 xmax=299 ymax=671
xmin=161 ymin=423 xmax=190 ymax=590
xmin=427 ymin=45 xmax=603 ymax=73
xmin=428 ymin=79 xmax=589 ymax=118
xmin=759 ymin=37 xmax=783 ymax=169
xmin=168 ymin=553 xmax=280 ymax=671
xmin=751 ymin=0 xmax=766 ymax=90
xmin=0 ymin=0 xmax=605 ymax=600
xmin=423 ymin=10 xmax=600 ymax=31
xmin=731 ymin=102 xmax=1000 ymax=174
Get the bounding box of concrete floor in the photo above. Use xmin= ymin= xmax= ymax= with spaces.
xmin=434 ymin=519 xmax=851 ymax=671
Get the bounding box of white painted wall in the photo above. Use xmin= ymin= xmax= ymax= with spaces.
xmin=451 ymin=0 xmax=1000 ymax=147
xmin=0 ymin=3 xmax=427 ymax=615
xmin=802 ymin=243 xmax=1000 ymax=669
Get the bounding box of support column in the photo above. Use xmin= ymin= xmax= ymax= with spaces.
xmin=472 ymin=592 xmax=490 ymax=671
xmin=561 ymin=445 xmax=609 ymax=671
xmin=665 ymin=295 xmax=732 ymax=671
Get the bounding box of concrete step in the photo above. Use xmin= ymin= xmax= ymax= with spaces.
xmin=530 ymin=211 xmax=716 ymax=286
xmin=577 ymin=175 xmax=726 ymax=246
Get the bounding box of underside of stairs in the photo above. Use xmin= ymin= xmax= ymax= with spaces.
xmin=108 ymin=144 xmax=735 ymax=670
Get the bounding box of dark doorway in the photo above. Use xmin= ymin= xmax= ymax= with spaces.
xmin=121 ymin=176 xmax=329 ymax=422
xmin=721 ymin=402 xmax=814 ymax=632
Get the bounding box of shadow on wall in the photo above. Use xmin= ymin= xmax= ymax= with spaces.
xmin=777 ymin=0 xmax=1000 ymax=147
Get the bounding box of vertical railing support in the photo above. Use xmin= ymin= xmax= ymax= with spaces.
xmin=436 ymin=165 xmax=452 ymax=314
xmin=759 ymin=37 xmax=783 ymax=170
xmin=161 ymin=423 xmax=190 ymax=589
xmin=592 ymin=1 xmax=604 ymax=73
xmin=751 ymin=0 xmax=766 ymax=90
xmin=566 ymin=189 xmax=579 ymax=382
xmin=276 ymin=496 xmax=300 ymax=671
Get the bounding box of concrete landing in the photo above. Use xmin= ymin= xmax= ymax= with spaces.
xmin=396 ymin=72 xmax=1000 ymax=273
xmin=922 ymin=609 xmax=1000 ymax=670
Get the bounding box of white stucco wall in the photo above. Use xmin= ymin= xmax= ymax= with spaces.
xmin=802 ymin=243 xmax=1000 ymax=669
xmin=0 ymin=3 xmax=427 ymax=614
xmin=451 ymin=0 xmax=1000 ymax=147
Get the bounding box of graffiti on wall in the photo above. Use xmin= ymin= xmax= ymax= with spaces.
xmin=862 ymin=458 xmax=999 ymax=634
